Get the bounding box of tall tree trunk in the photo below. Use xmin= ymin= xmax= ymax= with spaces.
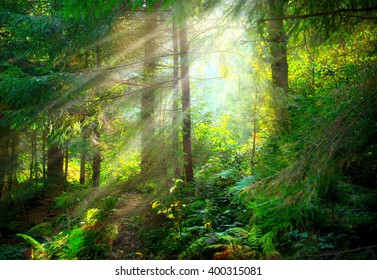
xmin=252 ymin=85 xmax=258 ymax=165
xmin=47 ymin=142 xmax=64 ymax=184
xmin=141 ymin=11 xmax=158 ymax=177
xmin=32 ymin=130 xmax=38 ymax=186
xmin=80 ymin=126 xmax=87 ymax=185
xmin=179 ymin=15 xmax=194 ymax=185
xmin=268 ymin=0 xmax=289 ymax=131
xmin=42 ymin=129 xmax=47 ymax=179
xmin=0 ymin=128 xmax=9 ymax=200
xmin=92 ymin=123 xmax=101 ymax=188
xmin=80 ymin=150 xmax=86 ymax=185
xmin=8 ymin=132 xmax=19 ymax=188
xmin=80 ymin=53 xmax=89 ymax=185
xmin=172 ymin=19 xmax=181 ymax=179
xmin=64 ymin=141 xmax=69 ymax=180
xmin=47 ymin=144 xmax=64 ymax=179
xmin=92 ymin=48 xmax=102 ymax=188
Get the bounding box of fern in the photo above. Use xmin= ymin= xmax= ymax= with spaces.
xmin=16 ymin=233 xmax=49 ymax=260
xmin=58 ymin=227 xmax=86 ymax=260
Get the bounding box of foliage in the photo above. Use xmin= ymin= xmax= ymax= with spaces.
xmin=0 ymin=243 xmax=29 ymax=260
xmin=16 ymin=233 xmax=49 ymax=260
xmin=1 ymin=0 xmax=377 ymax=261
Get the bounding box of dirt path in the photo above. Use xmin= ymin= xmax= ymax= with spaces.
xmin=107 ymin=192 xmax=152 ymax=259
xmin=2 ymin=186 xmax=157 ymax=260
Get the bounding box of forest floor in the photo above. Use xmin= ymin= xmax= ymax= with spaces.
xmin=1 ymin=185 xmax=159 ymax=260
xmin=105 ymin=191 xmax=154 ymax=260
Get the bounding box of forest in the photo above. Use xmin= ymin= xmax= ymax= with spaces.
xmin=0 ymin=0 xmax=376 ymax=260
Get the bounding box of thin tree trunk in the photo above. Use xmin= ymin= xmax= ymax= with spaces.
xmin=30 ymin=130 xmax=37 ymax=181
xmin=42 ymin=129 xmax=46 ymax=179
xmin=172 ymin=19 xmax=181 ymax=179
xmin=252 ymin=85 xmax=258 ymax=165
xmin=80 ymin=152 xmax=86 ymax=185
xmin=80 ymin=53 xmax=89 ymax=185
xmin=92 ymin=122 xmax=101 ymax=188
xmin=92 ymin=47 xmax=102 ymax=188
xmin=33 ymin=130 xmax=38 ymax=186
xmin=64 ymin=141 xmax=69 ymax=180
xmin=80 ymin=127 xmax=87 ymax=185
xmin=0 ymin=129 xmax=9 ymax=200
xmin=179 ymin=15 xmax=195 ymax=186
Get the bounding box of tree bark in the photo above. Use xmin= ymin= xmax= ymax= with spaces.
xmin=92 ymin=48 xmax=102 ymax=188
xmin=64 ymin=141 xmax=69 ymax=180
xmin=92 ymin=122 xmax=101 ymax=188
xmin=31 ymin=129 xmax=38 ymax=185
xmin=42 ymin=129 xmax=47 ymax=179
xmin=47 ymin=143 xmax=64 ymax=182
xmin=179 ymin=15 xmax=195 ymax=185
xmin=268 ymin=0 xmax=289 ymax=131
xmin=0 ymin=128 xmax=9 ymax=200
xmin=9 ymin=132 xmax=19 ymax=188
xmin=80 ymin=126 xmax=87 ymax=185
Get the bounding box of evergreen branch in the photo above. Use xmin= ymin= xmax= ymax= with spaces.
xmin=69 ymin=53 xmax=177 ymax=74
xmin=259 ymin=5 xmax=377 ymax=22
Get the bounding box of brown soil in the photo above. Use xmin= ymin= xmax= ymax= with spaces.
xmin=106 ymin=192 xmax=155 ymax=259
xmin=3 ymin=184 xmax=160 ymax=260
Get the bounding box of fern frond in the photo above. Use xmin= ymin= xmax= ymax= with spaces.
xmin=16 ymin=233 xmax=49 ymax=260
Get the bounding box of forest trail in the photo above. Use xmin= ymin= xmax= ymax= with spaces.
xmin=5 ymin=188 xmax=156 ymax=260
xmin=106 ymin=192 xmax=153 ymax=259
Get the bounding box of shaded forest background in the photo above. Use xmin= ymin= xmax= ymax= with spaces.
xmin=0 ymin=0 xmax=377 ymax=260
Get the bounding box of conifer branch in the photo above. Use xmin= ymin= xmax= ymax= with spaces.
xmin=259 ymin=5 xmax=377 ymax=22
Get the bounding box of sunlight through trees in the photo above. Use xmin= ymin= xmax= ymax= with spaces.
xmin=0 ymin=0 xmax=377 ymax=260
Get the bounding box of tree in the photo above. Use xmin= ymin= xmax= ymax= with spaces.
xmin=179 ymin=14 xmax=195 ymax=185
xmin=267 ymin=0 xmax=289 ymax=130
xmin=92 ymin=48 xmax=103 ymax=188
xmin=172 ymin=19 xmax=181 ymax=179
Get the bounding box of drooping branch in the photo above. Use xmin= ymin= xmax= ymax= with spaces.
xmin=259 ymin=5 xmax=377 ymax=22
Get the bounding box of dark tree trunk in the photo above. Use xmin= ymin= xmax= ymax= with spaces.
xmin=80 ymin=53 xmax=89 ymax=186
xmin=92 ymin=123 xmax=101 ymax=188
xmin=47 ymin=143 xmax=64 ymax=182
xmin=179 ymin=15 xmax=194 ymax=185
xmin=268 ymin=0 xmax=289 ymax=131
xmin=80 ymin=152 xmax=86 ymax=185
xmin=91 ymin=47 xmax=102 ymax=188
xmin=8 ymin=132 xmax=19 ymax=188
xmin=0 ymin=128 xmax=9 ymax=200
xmin=31 ymin=130 xmax=38 ymax=185
xmin=80 ymin=127 xmax=88 ymax=185
xmin=64 ymin=141 xmax=69 ymax=180
xmin=42 ymin=129 xmax=47 ymax=179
